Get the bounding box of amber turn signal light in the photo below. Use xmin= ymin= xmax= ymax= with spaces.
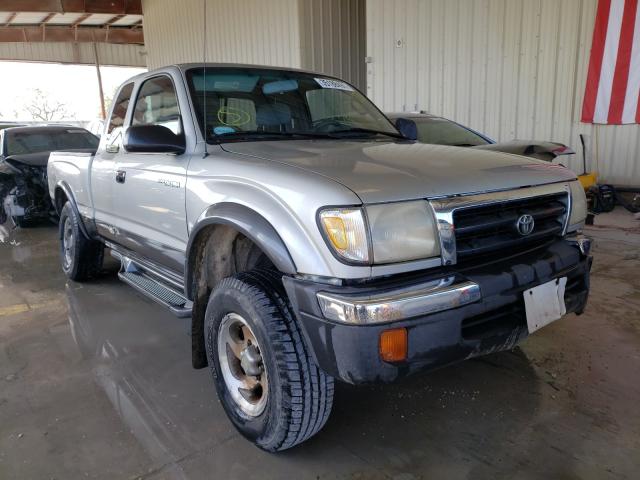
xmin=379 ymin=328 xmax=408 ymax=363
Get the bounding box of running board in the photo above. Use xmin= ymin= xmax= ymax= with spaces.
xmin=118 ymin=267 xmax=192 ymax=318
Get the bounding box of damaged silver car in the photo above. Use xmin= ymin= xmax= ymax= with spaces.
xmin=387 ymin=112 xmax=574 ymax=162
xmin=0 ymin=126 xmax=98 ymax=226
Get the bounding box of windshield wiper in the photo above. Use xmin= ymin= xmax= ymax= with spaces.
xmin=326 ymin=128 xmax=406 ymax=140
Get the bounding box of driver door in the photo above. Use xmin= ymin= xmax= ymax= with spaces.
xmin=111 ymin=74 xmax=190 ymax=274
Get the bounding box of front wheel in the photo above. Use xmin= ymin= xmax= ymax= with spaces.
xmin=205 ymin=270 xmax=334 ymax=452
xmin=59 ymin=202 xmax=104 ymax=281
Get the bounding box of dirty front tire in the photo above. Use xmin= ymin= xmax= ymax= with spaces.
xmin=205 ymin=270 xmax=334 ymax=452
xmin=59 ymin=202 xmax=104 ymax=281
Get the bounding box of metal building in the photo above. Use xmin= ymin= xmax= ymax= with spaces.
xmin=0 ymin=4 xmax=146 ymax=67
xmin=1 ymin=0 xmax=637 ymax=184
xmin=141 ymin=0 xmax=366 ymax=90
xmin=366 ymin=0 xmax=640 ymax=185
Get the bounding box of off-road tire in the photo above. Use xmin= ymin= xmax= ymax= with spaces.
xmin=205 ymin=269 xmax=334 ymax=452
xmin=59 ymin=202 xmax=104 ymax=281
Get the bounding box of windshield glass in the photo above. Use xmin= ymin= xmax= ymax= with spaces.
xmin=412 ymin=117 xmax=490 ymax=146
xmin=186 ymin=67 xmax=399 ymax=143
xmin=5 ymin=129 xmax=99 ymax=155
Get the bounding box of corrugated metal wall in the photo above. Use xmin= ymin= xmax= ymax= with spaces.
xmin=0 ymin=42 xmax=146 ymax=67
xmin=142 ymin=0 xmax=302 ymax=70
xmin=367 ymin=0 xmax=640 ymax=185
xmin=299 ymin=0 xmax=367 ymax=90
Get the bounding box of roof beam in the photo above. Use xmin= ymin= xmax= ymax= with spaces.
xmin=40 ymin=12 xmax=55 ymax=25
xmin=3 ymin=12 xmax=15 ymax=26
xmin=0 ymin=25 xmax=143 ymax=44
xmin=0 ymin=1 xmax=142 ymax=15
xmin=105 ymin=14 xmax=126 ymax=25
xmin=71 ymin=13 xmax=90 ymax=26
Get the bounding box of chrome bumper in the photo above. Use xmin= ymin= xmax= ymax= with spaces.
xmin=317 ymin=277 xmax=481 ymax=325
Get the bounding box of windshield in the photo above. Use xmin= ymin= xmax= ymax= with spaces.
xmin=186 ymin=67 xmax=399 ymax=143
xmin=412 ymin=117 xmax=490 ymax=146
xmin=5 ymin=129 xmax=99 ymax=156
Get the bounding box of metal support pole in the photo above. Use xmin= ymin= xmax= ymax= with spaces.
xmin=93 ymin=42 xmax=106 ymax=120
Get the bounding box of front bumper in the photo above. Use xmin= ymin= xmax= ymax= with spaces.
xmin=283 ymin=238 xmax=592 ymax=384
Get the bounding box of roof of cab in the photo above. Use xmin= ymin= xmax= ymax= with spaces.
xmin=124 ymin=63 xmax=343 ymax=84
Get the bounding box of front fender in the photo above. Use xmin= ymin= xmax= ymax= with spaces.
xmin=185 ymin=203 xmax=296 ymax=298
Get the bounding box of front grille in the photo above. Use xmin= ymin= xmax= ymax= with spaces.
xmin=453 ymin=192 xmax=568 ymax=260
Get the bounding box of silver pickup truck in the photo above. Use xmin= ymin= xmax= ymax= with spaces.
xmin=48 ymin=63 xmax=591 ymax=451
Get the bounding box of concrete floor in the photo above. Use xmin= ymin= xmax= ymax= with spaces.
xmin=0 ymin=209 xmax=639 ymax=480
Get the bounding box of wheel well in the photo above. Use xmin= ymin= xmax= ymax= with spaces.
xmin=189 ymin=224 xmax=277 ymax=369
xmin=54 ymin=187 xmax=68 ymax=214
xmin=189 ymin=224 xmax=276 ymax=297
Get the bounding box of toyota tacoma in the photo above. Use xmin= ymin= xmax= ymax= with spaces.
xmin=48 ymin=64 xmax=591 ymax=451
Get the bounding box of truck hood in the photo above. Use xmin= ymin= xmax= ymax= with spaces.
xmin=222 ymin=140 xmax=577 ymax=203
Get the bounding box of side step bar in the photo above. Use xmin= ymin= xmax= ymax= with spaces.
xmin=114 ymin=253 xmax=192 ymax=318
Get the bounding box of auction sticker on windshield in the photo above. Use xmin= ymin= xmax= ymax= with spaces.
xmin=315 ymin=78 xmax=354 ymax=91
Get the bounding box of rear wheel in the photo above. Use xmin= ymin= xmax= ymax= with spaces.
xmin=59 ymin=202 xmax=104 ymax=281
xmin=205 ymin=270 xmax=334 ymax=451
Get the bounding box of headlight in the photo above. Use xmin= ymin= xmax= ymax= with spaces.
xmin=366 ymin=201 xmax=440 ymax=263
xmin=319 ymin=201 xmax=440 ymax=265
xmin=319 ymin=208 xmax=370 ymax=263
xmin=568 ymin=180 xmax=587 ymax=228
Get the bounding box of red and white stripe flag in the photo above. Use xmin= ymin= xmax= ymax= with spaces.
xmin=582 ymin=0 xmax=640 ymax=124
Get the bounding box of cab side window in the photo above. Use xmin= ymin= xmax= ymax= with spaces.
xmin=107 ymin=83 xmax=134 ymax=134
xmin=132 ymin=76 xmax=182 ymax=135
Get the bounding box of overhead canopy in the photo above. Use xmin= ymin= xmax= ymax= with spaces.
xmin=0 ymin=0 xmax=143 ymax=44
xmin=0 ymin=0 xmax=145 ymax=66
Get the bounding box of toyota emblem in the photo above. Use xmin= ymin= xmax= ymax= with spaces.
xmin=516 ymin=214 xmax=535 ymax=236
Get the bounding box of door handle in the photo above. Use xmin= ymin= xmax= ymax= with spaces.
xmin=106 ymin=144 xmax=119 ymax=154
xmin=115 ymin=170 xmax=126 ymax=184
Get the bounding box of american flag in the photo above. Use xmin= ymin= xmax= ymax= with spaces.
xmin=582 ymin=0 xmax=640 ymax=124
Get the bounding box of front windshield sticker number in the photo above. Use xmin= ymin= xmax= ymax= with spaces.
xmin=314 ymin=78 xmax=354 ymax=91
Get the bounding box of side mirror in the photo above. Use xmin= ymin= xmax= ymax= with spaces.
xmin=394 ymin=118 xmax=418 ymax=141
xmin=124 ymin=125 xmax=186 ymax=154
